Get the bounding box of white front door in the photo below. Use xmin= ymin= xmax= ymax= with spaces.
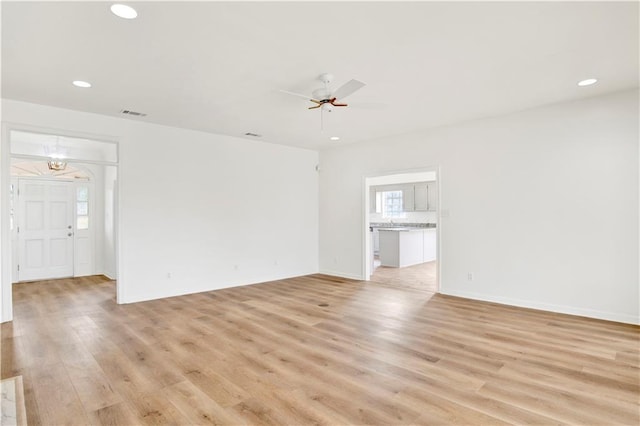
xmin=18 ymin=180 xmax=74 ymax=281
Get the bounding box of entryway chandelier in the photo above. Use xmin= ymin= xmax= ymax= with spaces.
xmin=47 ymin=160 xmax=67 ymax=171
xmin=45 ymin=136 xmax=68 ymax=171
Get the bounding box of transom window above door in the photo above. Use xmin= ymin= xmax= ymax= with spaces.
xmin=10 ymin=159 xmax=91 ymax=179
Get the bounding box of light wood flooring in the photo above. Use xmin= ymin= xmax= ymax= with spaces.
xmin=1 ymin=274 xmax=639 ymax=425
xmin=370 ymin=260 xmax=437 ymax=292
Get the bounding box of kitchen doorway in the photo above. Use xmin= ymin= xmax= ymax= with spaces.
xmin=363 ymin=169 xmax=440 ymax=293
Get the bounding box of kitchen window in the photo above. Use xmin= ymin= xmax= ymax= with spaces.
xmin=382 ymin=190 xmax=405 ymax=218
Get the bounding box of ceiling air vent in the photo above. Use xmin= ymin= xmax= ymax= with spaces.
xmin=244 ymin=132 xmax=261 ymax=137
xmin=120 ymin=109 xmax=147 ymax=117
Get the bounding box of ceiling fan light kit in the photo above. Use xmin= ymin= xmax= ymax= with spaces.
xmin=324 ymin=103 xmax=335 ymax=112
xmin=281 ymin=73 xmax=366 ymax=129
xmin=282 ymin=73 xmax=365 ymax=110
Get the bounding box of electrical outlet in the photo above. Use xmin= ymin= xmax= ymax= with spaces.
xmin=467 ymin=272 xmax=474 ymax=281
xmin=167 ymin=272 xmax=172 ymax=279
xmin=234 ymin=265 xmax=239 ymax=271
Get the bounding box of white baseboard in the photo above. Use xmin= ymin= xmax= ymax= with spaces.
xmin=318 ymin=269 xmax=364 ymax=281
xmin=441 ymin=288 xmax=640 ymax=325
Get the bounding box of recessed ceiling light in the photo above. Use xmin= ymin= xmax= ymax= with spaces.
xmin=329 ymin=136 xmax=340 ymax=141
xmin=110 ymin=4 xmax=138 ymax=19
xmin=72 ymin=80 xmax=92 ymax=88
xmin=577 ymin=78 xmax=598 ymax=87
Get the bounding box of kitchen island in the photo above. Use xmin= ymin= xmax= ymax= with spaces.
xmin=378 ymin=227 xmax=436 ymax=268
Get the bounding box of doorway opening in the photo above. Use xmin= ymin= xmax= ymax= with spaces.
xmin=363 ymin=169 xmax=440 ymax=293
xmin=2 ymin=128 xmax=119 ymax=321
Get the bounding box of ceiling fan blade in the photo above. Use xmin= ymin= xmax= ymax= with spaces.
xmin=279 ymin=89 xmax=320 ymax=103
xmin=330 ymin=98 xmax=348 ymax=107
xmin=332 ymin=79 xmax=365 ymax=100
xmin=308 ymin=104 xmax=321 ymax=110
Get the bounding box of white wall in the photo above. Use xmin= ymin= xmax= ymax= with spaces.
xmin=82 ymin=163 xmax=105 ymax=276
xmin=1 ymin=99 xmax=319 ymax=312
xmin=103 ymin=165 xmax=117 ymax=279
xmin=319 ymin=90 xmax=639 ymax=324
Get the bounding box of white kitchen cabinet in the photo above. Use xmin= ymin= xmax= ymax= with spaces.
xmin=402 ymin=184 xmax=415 ymax=212
xmin=423 ymin=228 xmax=437 ymax=261
xmin=379 ymin=229 xmax=422 ymax=267
xmin=372 ymin=182 xmax=436 ymax=213
xmin=413 ymin=183 xmax=429 ymax=211
xmin=379 ymin=228 xmax=437 ymax=267
xmin=401 ymin=182 xmax=435 ymax=212
xmin=426 ymin=181 xmax=438 ymax=212
xmin=373 ymin=228 xmax=380 ymax=254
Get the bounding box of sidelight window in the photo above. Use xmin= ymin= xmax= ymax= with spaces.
xmin=76 ymin=186 xmax=89 ymax=230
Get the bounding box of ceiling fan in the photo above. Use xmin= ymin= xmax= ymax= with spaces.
xmin=281 ymin=73 xmax=366 ymax=113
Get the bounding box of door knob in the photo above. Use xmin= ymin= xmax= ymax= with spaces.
xmin=68 ymin=225 xmax=72 ymax=229
xmin=68 ymin=232 xmax=73 ymax=237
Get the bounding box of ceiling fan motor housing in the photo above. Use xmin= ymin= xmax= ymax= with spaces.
xmin=318 ymin=73 xmax=333 ymax=84
xmin=313 ymin=88 xmax=331 ymax=100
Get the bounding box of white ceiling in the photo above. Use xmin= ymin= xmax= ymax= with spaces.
xmin=2 ymin=1 xmax=638 ymax=150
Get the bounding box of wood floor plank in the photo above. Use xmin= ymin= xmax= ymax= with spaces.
xmin=162 ymin=380 xmax=246 ymax=425
xmin=15 ymin=371 xmax=42 ymax=426
xmin=29 ymin=362 xmax=89 ymax=425
xmin=124 ymin=390 xmax=189 ymax=425
xmin=92 ymin=348 xmax=162 ymax=402
xmin=394 ymin=388 xmax=511 ymax=426
xmin=87 ymin=402 xmax=140 ymax=426
xmin=4 ymin=275 xmax=639 ymax=425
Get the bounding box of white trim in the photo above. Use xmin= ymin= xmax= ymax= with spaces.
xmin=114 ymin=174 xmax=123 ymax=303
xmin=9 ymin=175 xmax=88 ymax=182
xmin=11 ymin=153 xmax=117 ymax=167
xmin=1 ymin=125 xmax=13 ymax=322
xmin=10 ymin=178 xmax=18 ymax=284
xmin=3 ymin=122 xmax=119 ymax=145
xmin=73 ymin=180 xmax=96 ymax=277
xmin=441 ymin=289 xmax=640 ymax=325
xmin=362 ymin=177 xmax=368 ymax=280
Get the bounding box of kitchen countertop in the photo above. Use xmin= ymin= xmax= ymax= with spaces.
xmin=377 ymin=227 xmax=431 ymax=232
xmin=370 ymin=223 xmax=436 ymax=231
